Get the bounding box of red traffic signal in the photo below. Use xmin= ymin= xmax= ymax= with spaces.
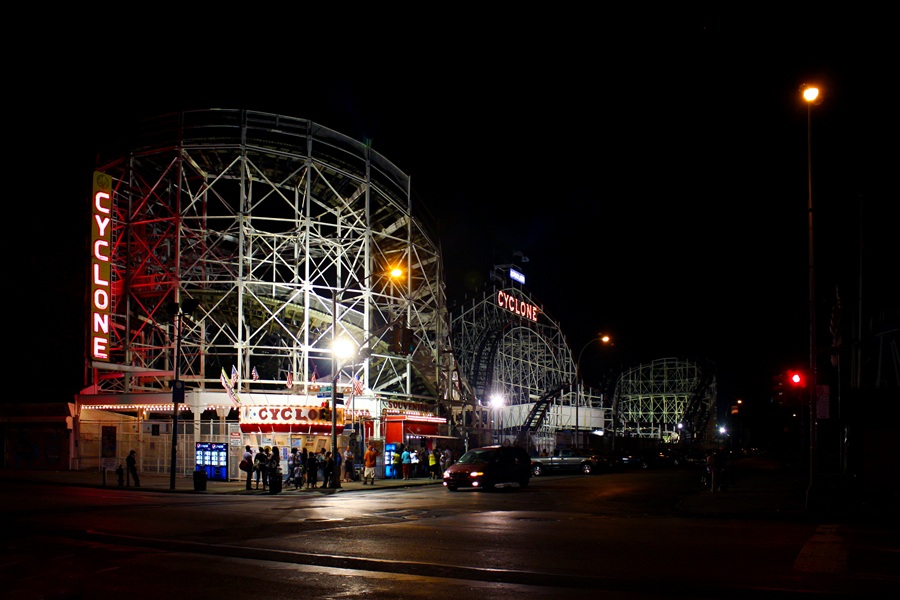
xmin=786 ymin=370 xmax=807 ymax=388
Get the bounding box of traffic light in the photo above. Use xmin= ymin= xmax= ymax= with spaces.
xmin=786 ymin=369 xmax=807 ymax=388
xmin=390 ymin=324 xmax=403 ymax=354
xmin=771 ymin=372 xmax=785 ymax=401
xmin=401 ymin=327 xmax=414 ymax=354
xmin=389 ymin=324 xmax=414 ymax=354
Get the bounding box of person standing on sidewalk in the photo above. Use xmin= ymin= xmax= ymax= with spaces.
xmin=400 ymin=446 xmax=412 ymax=480
xmin=126 ymin=450 xmax=141 ymax=487
xmin=391 ymin=447 xmax=402 ymax=479
xmin=306 ymin=449 xmax=319 ymax=489
xmin=242 ymin=445 xmax=254 ymax=490
xmin=322 ymin=451 xmax=335 ymax=488
xmin=254 ymin=447 xmax=268 ymax=490
xmin=343 ymin=445 xmax=355 ymax=483
xmin=363 ymin=444 xmax=378 ymax=485
xmin=428 ymin=447 xmax=439 ymax=479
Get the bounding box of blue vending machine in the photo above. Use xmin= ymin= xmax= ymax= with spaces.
xmin=384 ymin=443 xmax=398 ymax=479
xmin=195 ymin=442 xmax=229 ymax=481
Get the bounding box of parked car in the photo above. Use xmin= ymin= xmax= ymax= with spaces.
xmin=636 ymin=448 xmax=678 ymax=469
xmin=530 ymin=448 xmax=603 ymax=476
xmin=443 ymin=445 xmax=531 ymax=491
xmin=595 ymin=449 xmax=643 ymax=470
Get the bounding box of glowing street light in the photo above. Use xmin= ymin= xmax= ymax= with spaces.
xmin=575 ymin=334 xmax=612 ymax=449
xmin=330 ymin=267 xmax=404 ymax=489
xmin=801 ymin=82 xmax=822 ymax=510
xmin=490 ymin=394 xmax=505 ymax=444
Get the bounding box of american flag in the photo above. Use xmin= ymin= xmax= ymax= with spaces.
xmin=231 ymin=365 xmax=239 ymax=386
xmin=311 ymin=364 xmax=318 ymax=383
xmin=251 ymin=366 xmax=259 ymax=381
xmin=286 ymin=371 xmax=293 ymax=388
xmin=352 ymin=374 xmax=364 ymax=396
xmin=219 ymin=367 xmax=241 ymax=406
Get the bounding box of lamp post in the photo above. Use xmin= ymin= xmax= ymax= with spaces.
xmin=168 ymin=298 xmax=198 ymax=491
xmin=802 ymin=83 xmax=822 ymax=510
xmin=575 ymin=334 xmax=611 ymax=449
xmin=490 ymin=394 xmax=504 ymax=444
xmin=330 ymin=267 xmax=404 ymax=489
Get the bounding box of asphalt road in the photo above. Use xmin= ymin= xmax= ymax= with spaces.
xmin=2 ymin=459 xmax=896 ymax=599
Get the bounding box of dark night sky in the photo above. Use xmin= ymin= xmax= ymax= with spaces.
xmin=15 ymin=10 xmax=893 ymax=408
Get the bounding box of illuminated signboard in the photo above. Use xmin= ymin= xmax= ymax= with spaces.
xmin=497 ymin=290 xmax=539 ymax=322
xmin=90 ymin=172 xmax=112 ymax=361
xmin=509 ymin=267 xmax=525 ymax=284
xmin=240 ymin=405 xmax=346 ymax=433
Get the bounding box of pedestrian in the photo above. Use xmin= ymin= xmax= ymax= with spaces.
xmin=306 ymin=449 xmax=319 ymax=489
xmin=438 ymin=446 xmax=447 ymax=473
xmin=300 ymin=448 xmax=309 ymax=487
xmin=705 ymin=450 xmax=717 ymax=490
xmin=268 ymin=446 xmax=281 ymax=489
xmin=285 ymin=447 xmax=298 ymax=487
xmin=254 ymin=446 xmax=268 ymax=490
xmin=411 ymin=448 xmax=421 ymax=478
xmin=401 ymin=446 xmax=412 ymax=480
xmin=126 ymin=449 xmax=141 ymax=487
xmin=428 ymin=447 xmax=439 ymax=479
xmin=363 ymin=443 xmax=377 ymax=485
xmin=343 ymin=445 xmax=355 ymax=482
xmin=322 ymin=451 xmax=335 ymax=488
xmin=392 ymin=446 xmax=402 ymax=478
xmin=317 ymin=448 xmax=327 ymax=482
xmin=242 ymin=444 xmax=254 ymax=490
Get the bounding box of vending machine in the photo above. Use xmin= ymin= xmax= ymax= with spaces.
xmin=195 ymin=442 xmax=229 ymax=481
xmin=384 ymin=443 xmax=399 ymax=479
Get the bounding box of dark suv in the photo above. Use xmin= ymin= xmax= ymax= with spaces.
xmin=443 ymin=445 xmax=532 ymax=491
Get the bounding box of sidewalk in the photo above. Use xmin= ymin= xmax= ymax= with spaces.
xmin=0 ymin=467 xmax=443 ymax=495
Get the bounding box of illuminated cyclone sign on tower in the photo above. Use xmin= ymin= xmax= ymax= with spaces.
xmin=90 ymin=172 xmax=113 ymax=361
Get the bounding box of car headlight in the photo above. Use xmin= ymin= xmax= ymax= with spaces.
xmin=470 ymin=471 xmax=484 ymax=478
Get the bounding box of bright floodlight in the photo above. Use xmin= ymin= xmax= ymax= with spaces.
xmin=332 ymin=337 xmax=355 ymax=360
xmin=490 ymin=394 xmax=504 ymax=408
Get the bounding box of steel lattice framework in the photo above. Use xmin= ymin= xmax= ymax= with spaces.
xmin=450 ymin=278 xmax=608 ymax=449
xmin=613 ymin=357 xmax=717 ymax=444
xmin=90 ymin=109 xmax=452 ymax=406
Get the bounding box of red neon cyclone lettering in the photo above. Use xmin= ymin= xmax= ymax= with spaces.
xmin=92 ymin=312 xmax=109 ymax=334
xmin=496 ymin=289 xmax=539 ymax=322
xmin=95 ymin=191 xmax=110 ymax=214
xmin=93 ymin=288 xmax=109 ymax=310
xmin=93 ymin=239 xmax=109 ymax=262
xmin=93 ymin=263 xmax=109 ymax=286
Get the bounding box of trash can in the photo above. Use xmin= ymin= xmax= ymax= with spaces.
xmin=192 ymin=469 xmax=207 ymax=491
xmin=268 ymin=468 xmax=282 ymax=494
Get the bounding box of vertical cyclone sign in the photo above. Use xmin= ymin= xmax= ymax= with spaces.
xmin=91 ymin=172 xmax=112 ymax=361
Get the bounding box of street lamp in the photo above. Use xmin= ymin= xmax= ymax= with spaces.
xmin=575 ymin=334 xmax=611 ymax=449
xmin=167 ymin=298 xmax=198 ymax=491
xmin=801 ymin=83 xmax=822 ymax=510
xmin=490 ymin=394 xmax=504 ymax=444
xmin=330 ymin=267 xmax=404 ymax=489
